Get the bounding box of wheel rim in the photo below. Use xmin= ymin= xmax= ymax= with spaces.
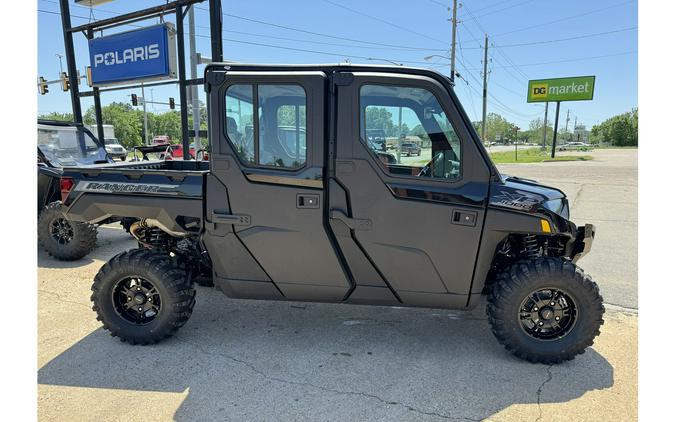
xmin=112 ymin=276 xmax=162 ymax=325
xmin=49 ymin=218 xmax=73 ymax=245
xmin=518 ymin=288 xmax=578 ymax=341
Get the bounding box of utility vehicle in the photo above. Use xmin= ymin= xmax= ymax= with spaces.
xmin=38 ymin=120 xmax=135 ymax=260
xmin=59 ymin=64 xmax=602 ymax=363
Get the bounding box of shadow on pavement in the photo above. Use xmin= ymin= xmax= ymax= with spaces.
xmin=39 ymin=285 xmax=614 ymax=421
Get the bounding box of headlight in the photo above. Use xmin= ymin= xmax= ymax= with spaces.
xmin=542 ymin=198 xmax=570 ymax=220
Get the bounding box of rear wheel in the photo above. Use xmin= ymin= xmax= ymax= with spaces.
xmin=38 ymin=201 xmax=97 ymax=261
xmin=91 ymin=249 xmax=195 ymax=344
xmin=486 ymin=257 xmax=604 ymax=364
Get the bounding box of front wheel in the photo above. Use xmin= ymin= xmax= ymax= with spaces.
xmin=38 ymin=201 xmax=97 ymax=261
xmin=91 ymin=249 xmax=196 ymax=344
xmin=486 ymin=258 xmax=604 ymax=364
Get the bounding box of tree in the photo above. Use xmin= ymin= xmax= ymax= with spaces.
xmin=590 ymin=109 xmax=638 ymax=146
xmin=473 ymin=113 xmax=517 ymax=142
xmin=38 ymin=112 xmax=73 ymax=122
xmin=84 ymin=102 xmax=143 ymax=148
xmin=365 ymin=107 xmax=395 ymax=136
xmin=151 ymin=111 xmax=182 ymax=143
xmin=523 ymin=117 xmax=555 ymax=145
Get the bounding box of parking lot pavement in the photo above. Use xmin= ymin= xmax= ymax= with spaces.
xmin=39 ymin=220 xmax=636 ymax=420
xmin=497 ymin=148 xmax=638 ymax=310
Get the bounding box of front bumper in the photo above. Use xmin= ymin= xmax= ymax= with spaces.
xmin=570 ymin=223 xmax=595 ymax=263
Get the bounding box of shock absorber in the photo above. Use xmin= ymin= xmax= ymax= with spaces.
xmin=522 ymin=234 xmax=540 ymax=258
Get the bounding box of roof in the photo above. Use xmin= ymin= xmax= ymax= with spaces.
xmin=205 ymin=62 xmax=455 ymax=87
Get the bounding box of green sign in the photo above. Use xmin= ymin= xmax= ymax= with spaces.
xmin=527 ymin=76 xmax=595 ymax=103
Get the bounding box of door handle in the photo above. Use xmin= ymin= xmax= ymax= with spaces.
xmin=212 ymin=212 xmax=251 ymax=226
xmin=452 ymin=209 xmax=477 ymax=227
xmin=297 ymin=194 xmax=320 ymax=209
xmin=329 ymin=210 xmax=372 ymax=230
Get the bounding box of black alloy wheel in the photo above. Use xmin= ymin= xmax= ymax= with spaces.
xmin=518 ymin=288 xmax=578 ymax=341
xmin=50 ymin=217 xmax=74 ymax=245
xmin=112 ymin=276 xmax=162 ymax=325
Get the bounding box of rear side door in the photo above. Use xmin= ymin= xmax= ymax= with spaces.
xmin=206 ymin=70 xmax=351 ymax=301
xmin=330 ymin=72 xmax=492 ymax=308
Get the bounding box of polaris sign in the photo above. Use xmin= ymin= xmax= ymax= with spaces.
xmin=88 ymin=23 xmax=177 ymax=86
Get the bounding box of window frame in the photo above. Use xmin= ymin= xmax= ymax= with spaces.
xmin=358 ymin=81 xmax=464 ymax=183
xmin=224 ymin=82 xmax=309 ymax=172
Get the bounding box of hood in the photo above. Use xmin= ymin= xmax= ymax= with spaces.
xmin=489 ymin=174 xmax=567 ymax=215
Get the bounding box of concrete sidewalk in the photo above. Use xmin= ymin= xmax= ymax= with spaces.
xmin=38 ymin=227 xmax=636 ymax=422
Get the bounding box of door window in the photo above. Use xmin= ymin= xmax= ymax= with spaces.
xmin=360 ymin=84 xmax=461 ymax=180
xmin=225 ymin=84 xmax=307 ymax=169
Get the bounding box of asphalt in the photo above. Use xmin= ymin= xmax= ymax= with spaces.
xmin=38 ymin=149 xmax=637 ymax=421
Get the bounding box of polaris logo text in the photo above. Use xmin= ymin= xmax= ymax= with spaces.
xmin=93 ymin=44 xmax=160 ymax=68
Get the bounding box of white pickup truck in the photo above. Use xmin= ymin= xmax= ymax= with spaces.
xmin=87 ymin=124 xmax=128 ymax=160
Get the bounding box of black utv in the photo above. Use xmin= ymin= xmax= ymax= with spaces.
xmin=37 ymin=120 xmax=135 ymax=260
xmin=59 ymin=64 xmax=602 ymax=364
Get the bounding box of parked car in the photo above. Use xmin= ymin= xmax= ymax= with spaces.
xmin=558 ymin=142 xmax=591 ymax=151
xmin=401 ymin=142 xmax=421 ymax=156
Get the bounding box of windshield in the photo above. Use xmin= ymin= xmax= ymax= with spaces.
xmin=104 ymin=138 xmax=119 ymax=146
xmin=38 ymin=124 xmax=108 ymax=167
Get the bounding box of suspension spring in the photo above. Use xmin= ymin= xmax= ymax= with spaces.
xmin=522 ymin=235 xmax=540 ymax=258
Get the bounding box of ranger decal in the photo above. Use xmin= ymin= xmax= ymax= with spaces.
xmin=78 ymin=181 xmax=180 ymax=195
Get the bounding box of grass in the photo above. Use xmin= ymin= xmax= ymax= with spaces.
xmin=488 ymin=147 xmax=593 ymax=164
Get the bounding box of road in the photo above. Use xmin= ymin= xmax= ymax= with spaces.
xmin=38 ymin=149 xmax=637 ymax=421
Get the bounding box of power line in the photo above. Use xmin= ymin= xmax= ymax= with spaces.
xmin=37 ymin=9 xmax=444 ymax=66
xmin=493 ymin=0 xmax=637 ymax=37
xmin=320 ymin=0 xmax=446 ymax=44
xmin=194 ymin=6 xmax=449 ymax=51
xmin=463 ymin=50 xmax=637 ymax=70
xmin=464 ymin=0 xmax=538 ymax=20
xmin=470 ymin=0 xmax=531 ymax=14
xmin=483 ymin=27 xmax=638 ymax=49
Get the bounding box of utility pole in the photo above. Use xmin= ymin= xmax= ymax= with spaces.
xmin=188 ymin=6 xmax=200 ymax=150
xmin=481 ymin=33 xmax=489 ymax=142
xmin=551 ymin=102 xmax=561 ymax=158
xmin=572 ymin=116 xmax=577 ymax=142
xmin=564 ymin=109 xmax=570 ymax=143
xmin=542 ymin=102 xmax=549 ymax=148
xmin=449 ymin=0 xmax=458 ymax=82
xmin=141 ymin=82 xmax=149 ymax=145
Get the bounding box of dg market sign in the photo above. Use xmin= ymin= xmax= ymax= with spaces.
xmin=527 ymin=76 xmax=596 ymax=103
xmin=88 ymin=23 xmax=177 ymax=86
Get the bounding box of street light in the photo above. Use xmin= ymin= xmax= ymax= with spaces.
xmin=367 ymin=57 xmax=403 ymax=66
xmin=423 ymin=55 xmax=461 ymax=81
xmin=55 ymin=53 xmax=64 ymax=73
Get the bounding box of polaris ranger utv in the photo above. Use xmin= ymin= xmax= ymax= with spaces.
xmin=37 ymin=120 xmax=140 ymax=260
xmin=60 ymin=64 xmax=602 ymax=364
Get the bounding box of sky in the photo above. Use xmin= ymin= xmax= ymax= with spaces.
xmin=37 ymin=0 xmax=638 ymax=130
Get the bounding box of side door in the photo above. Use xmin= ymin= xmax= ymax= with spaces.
xmin=330 ymin=72 xmax=492 ymax=309
xmin=205 ymin=70 xmax=351 ymax=302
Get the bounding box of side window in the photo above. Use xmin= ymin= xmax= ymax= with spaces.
xmin=360 ymin=84 xmax=461 ymax=180
xmin=225 ymin=84 xmax=255 ymax=165
xmin=225 ymin=84 xmax=307 ymax=170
